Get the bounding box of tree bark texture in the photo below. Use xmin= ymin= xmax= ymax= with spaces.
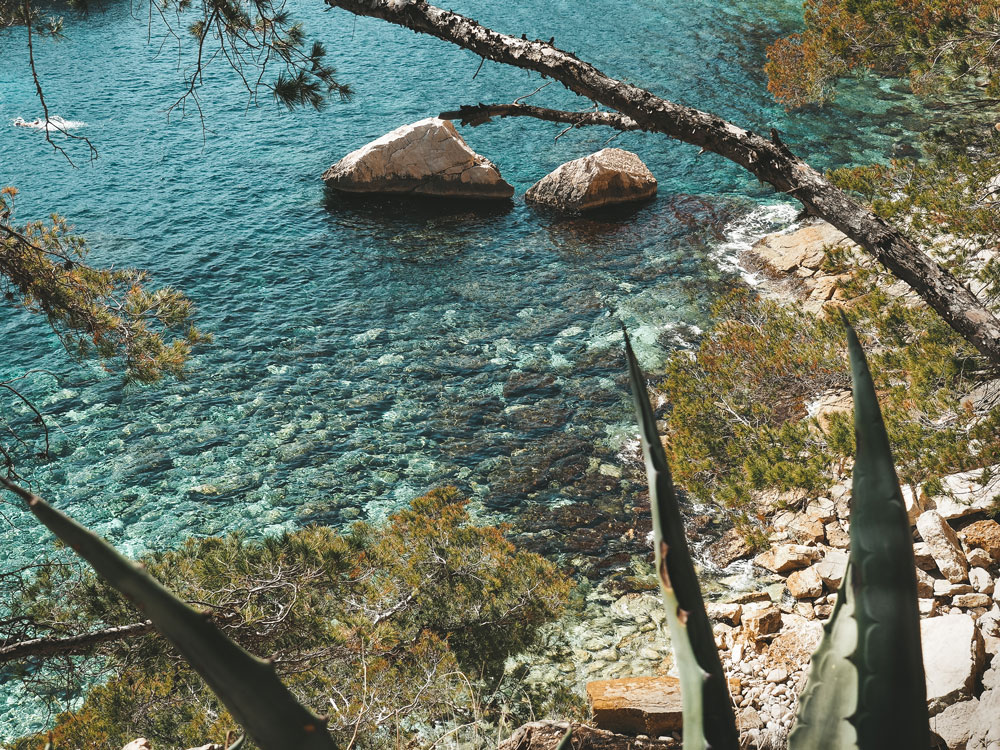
xmin=325 ymin=0 xmax=1000 ymax=365
xmin=0 ymin=619 xmax=154 ymax=662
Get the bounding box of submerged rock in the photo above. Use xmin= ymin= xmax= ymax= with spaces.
xmin=525 ymin=148 xmax=657 ymax=212
xmin=322 ymin=118 xmax=514 ymax=199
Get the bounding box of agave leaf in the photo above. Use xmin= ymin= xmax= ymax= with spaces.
xmin=789 ymin=322 xmax=928 ymax=749
xmin=0 ymin=477 xmax=337 ymax=750
xmin=554 ymin=726 xmax=573 ymax=750
xmin=624 ymin=330 xmax=738 ymax=750
xmin=787 ymin=561 xmax=858 ymax=749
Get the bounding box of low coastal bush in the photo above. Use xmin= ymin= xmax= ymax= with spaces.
xmin=5 ymin=487 xmax=571 ymax=749
xmin=657 ymin=287 xmax=1000 ymax=537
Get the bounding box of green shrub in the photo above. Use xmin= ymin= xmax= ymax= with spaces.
xmin=657 ymin=287 xmax=1000 ymax=528
xmin=6 ymin=488 xmax=571 ymax=750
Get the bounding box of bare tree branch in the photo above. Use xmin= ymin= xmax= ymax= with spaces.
xmin=0 ymin=620 xmax=156 ymax=662
xmin=439 ymin=102 xmax=638 ymax=131
xmin=326 ymin=0 xmax=1000 ymax=365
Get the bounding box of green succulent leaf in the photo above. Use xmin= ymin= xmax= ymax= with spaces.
xmin=0 ymin=477 xmax=338 ymax=750
xmin=789 ymin=321 xmax=928 ymax=749
xmin=624 ymin=330 xmax=739 ymax=750
xmin=787 ymin=561 xmax=859 ymax=749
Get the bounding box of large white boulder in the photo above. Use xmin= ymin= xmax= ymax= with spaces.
xmin=926 ymin=466 xmax=1000 ymax=521
xmin=122 ymin=741 xmax=152 ymax=750
xmin=322 ymin=118 xmax=514 ymax=199
xmin=753 ymin=543 xmax=821 ymax=574
xmin=525 ymin=148 xmax=657 ymax=211
xmin=922 ymin=613 xmax=986 ymax=715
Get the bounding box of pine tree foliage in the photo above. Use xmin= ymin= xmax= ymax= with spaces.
xmin=766 ymin=0 xmax=1000 ymax=108
xmin=0 ymin=188 xmax=209 ymax=474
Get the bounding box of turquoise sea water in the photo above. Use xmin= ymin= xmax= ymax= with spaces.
xmin=0 ymin=0 xmax=927 ymax=735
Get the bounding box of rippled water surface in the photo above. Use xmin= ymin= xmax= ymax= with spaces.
xmin=0 ymin=0 xmax=926 ymax=734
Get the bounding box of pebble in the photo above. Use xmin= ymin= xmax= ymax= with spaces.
xmin=766 ymin=667 xmax=789 ymax=684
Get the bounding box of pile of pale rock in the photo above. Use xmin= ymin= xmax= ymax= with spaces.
xmin=322 ymin=117 xmax=657 ymax=211
xmin=582 ymin=470 xmax=1000 ymax=750
xmin=723 ymin=475 xmax=1000 ymax=750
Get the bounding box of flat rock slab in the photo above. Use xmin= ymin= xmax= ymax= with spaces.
xmin=587 ymin=675 xmax=683 ymax=736
xmin=322 ymin=117 xmax=514 ymax=199
xmin=922 ymin=613 xmax=986 ymax=715
xmin=525 ymin=148 xmax=656 ymax=211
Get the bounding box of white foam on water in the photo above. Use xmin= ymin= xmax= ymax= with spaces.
xmin=712 ymin=202 xmax=800 ymax=282
xmin=11 ymin=115 xmax=87 ymax=131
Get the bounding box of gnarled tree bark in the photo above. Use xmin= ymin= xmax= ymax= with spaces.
xmin=0 ymin=619 xmax=154 ymax=662
xmin=325 ymin=0 xmax=1000 ymax=365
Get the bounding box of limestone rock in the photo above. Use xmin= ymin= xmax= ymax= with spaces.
xmin=811 ymin=390 xmax=853 ymax=434
xmin=963 ymin=520 xmax=1000 ymax=562
xmin=922 ymin=613 xmax=986 ymax=714
xmin=814 ymin=548 xmax=848 ymax=590
xmin=122 ymin=741 xmax=152 ymax=750
xmin=927 ymin=467 xmax=1000 ymax=521
xmin=742 ymin=603 xmax=782 ymax=641
xmin=706 ymin=602 xmax=742 ymax=625
xmin=967 ymin=685 xmax=1000 ymax=750
xmin=751 ymin=221 xmax=853 ymax=274
xmin=902 ymin=484 xmax=931 ymax=525
xmin=917 ymin=510 xmax=970 ymax=584
xmin=787 ymin=565 xmax=824 ymax=599
xmin=936 ymin=580 xmax=974 ymax=597
xmin=525 ymin=149 xmax=657 ymax=212
xmin=967 ymin=548 xmax=993 ymax=568
xmin=931 ymin=699 xmax=979 ymax=749
xmin=953 ymin=593 xmax=992 ymax=609
xmin=969 ymin=567 xmax=995 ymax=595
xmin=322 ymin=118 xmax=514 ymax=199
xmin=738 ymin=706 xmax=764 ymax=730
xmin=915 ymin=567 xmax=935 ymax=598
xmin=753 ymin=544 xmax=821 ymax=574
xmin=919 ymin=598 xmax=938 ymax=616
xmin=587 ymin=675 xmax=683 ymax=736
xmin=914 ymin=541 xmax=939 ymax=570
xmin=825 ymin=521 xmax=850 ymax=549
xmin=805 ymin=497 xmax=836 ymax=523
xmin=707 ymin=527 xmax=755 ymax=567
xmin=768 ymin=614 xmax=824 ymax=670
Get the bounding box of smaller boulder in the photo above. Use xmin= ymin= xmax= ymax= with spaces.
xmin=706 ymin=602 xmax=742 ymax=625
xmin=122 ymin=742 xmax=151 ymax=750
xmin=742 ymin=603 xmax=782 ymax=641
xmin=754 ymin=544 xmax=821 ymax=574
xmin=953 ymin=593 xmax=992 ymax=609
xmin=787 ymin=565 xmax=823 ymax=599
xmin=525 ymin=148 xmax=657 ymax=212
xmin=917 ymin=510 xmax=970 ymax=584
xmin=814 ymin=548 xmax=848 ymax=590
xmin=969 ymin=567 xmax=995 ymax=595
xmin=322 ymin=118 xmax=514 ymax=199
xmin=930 ymin=699 xmax=979 ymax=749
xmin=962 ymin=519 xmax=1000 ymax=562
xmin=927 ymin=467 xmax=1000 ymax=521
xmin=586 ymin=675 xmax=682 ymax=736
xmin=922 ymin=613 xmax=986 ymax=715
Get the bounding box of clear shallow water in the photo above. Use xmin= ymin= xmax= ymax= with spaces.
xmin=1 ymin=0 xmax=925 ymax=734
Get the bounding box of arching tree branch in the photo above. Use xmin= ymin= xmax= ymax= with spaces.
xmin=439 ymin=103 xmax=639 ymax=131
xmin=0 ymin=620 xmax=155 ymax=662
xmin=326 ymin=0 xmax=1000 ymax=365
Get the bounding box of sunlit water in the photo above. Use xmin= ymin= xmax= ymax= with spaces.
xmin=0 ymin=0 xmax=926 ymax=734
